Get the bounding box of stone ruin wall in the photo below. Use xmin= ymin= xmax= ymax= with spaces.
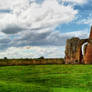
xmin=65 ymin=37 xmax=88 ymax=64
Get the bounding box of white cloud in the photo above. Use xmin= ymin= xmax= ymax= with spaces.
xmin=0 ymin=46 xmax=65 ymax=58
xmin=60 ymin=30 xmax=89 ymax=39
xmin=0 ymin=0 xmax=78 ymax=33
xmin=78 ymin=18 xmax=92 ymax=26
xmin=77 ymin=13 xmax=92 ymax=25
xmin=62 ymin=0 xmax=87 ymax=5
xmin=0 ymin=0 xmax=29 ymax=9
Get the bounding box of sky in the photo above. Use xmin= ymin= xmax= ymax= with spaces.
xmin=0 ymin=0 xmax=91 ymax=58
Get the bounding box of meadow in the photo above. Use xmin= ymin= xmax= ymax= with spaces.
xmin=0 ymin=65 xmax=92 ymax=92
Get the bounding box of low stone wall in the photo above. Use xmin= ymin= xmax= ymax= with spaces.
xmin=0 ymin=58 xmax=64 ymax=66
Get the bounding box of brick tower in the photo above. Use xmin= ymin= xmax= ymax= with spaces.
xmin=84 ymin=26 xmax=92 ymax=64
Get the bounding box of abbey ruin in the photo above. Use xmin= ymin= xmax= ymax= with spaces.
xmin=65 ymin=27 xmax=92 ymax=64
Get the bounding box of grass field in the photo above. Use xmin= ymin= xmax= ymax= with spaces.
xmin=0 ymin=65 xmax=92 ymax=92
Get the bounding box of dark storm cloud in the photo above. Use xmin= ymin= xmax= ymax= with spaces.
xmin=0 ymin=38 xmax=11 ymax=50
xmin=10 ymin=30 xmax=88 ymax=47
xmin=2 ymin=25 xmax=24 ymax=34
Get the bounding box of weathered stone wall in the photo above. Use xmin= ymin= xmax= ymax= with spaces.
xmin=65 ymin=37 xmax=88 ymax=64
xmin=65 ymin=37 xmax=82 ymax=64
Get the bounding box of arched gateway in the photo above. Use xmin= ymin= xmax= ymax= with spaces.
xmin=65 ymin=27 xmax=92 ymax=64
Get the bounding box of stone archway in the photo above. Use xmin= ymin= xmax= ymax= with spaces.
xmin=82 ymin=42 xmax=88 ymax=56
xmin=81 ymin=42 xmax=88 ymax=63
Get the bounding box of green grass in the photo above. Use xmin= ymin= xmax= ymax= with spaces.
xmin=0 ymin=65 xmax=92 ymax=92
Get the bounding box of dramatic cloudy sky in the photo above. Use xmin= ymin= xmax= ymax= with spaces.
xmin=0 ymin=0 xmax=91 ymax=58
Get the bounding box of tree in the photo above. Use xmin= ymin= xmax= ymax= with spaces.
xmin=39 ymin=56 xmax=44 ymax=59
xmin=4 ymin=57 xmax=7 ymax=60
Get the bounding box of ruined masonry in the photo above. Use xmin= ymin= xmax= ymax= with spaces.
xmin=65 ymin=27 xmax=92 ymax=64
